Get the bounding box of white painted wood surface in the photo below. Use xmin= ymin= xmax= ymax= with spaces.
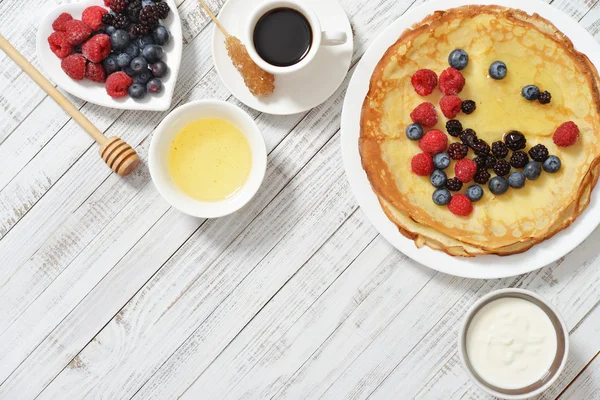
xmin=1 ymin=0 xmax=599 ymax=398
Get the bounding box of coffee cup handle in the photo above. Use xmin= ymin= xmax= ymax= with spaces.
xmin=321 ymin=31 xmax=347 ymax=46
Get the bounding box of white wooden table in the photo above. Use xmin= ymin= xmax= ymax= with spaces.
xmin=1 ymin=0 xmax=599 ymax=398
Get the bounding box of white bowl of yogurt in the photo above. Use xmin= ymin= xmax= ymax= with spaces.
xmin=458 ymin=289 xmax=569 ymax=399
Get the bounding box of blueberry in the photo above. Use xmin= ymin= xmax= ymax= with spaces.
xmin=448 ymin=49 xmax=468 ymax=70
xmin=147 ymin=78 xmax=163 ymax=94
xmin=489 ymin=61 xmax=507 ymax=80
xmin=142 ymin=0 xmax=156 ymax=7
xmin=524 ymin=161 xmax=542 ymax=180
xmin=102 ymin=54 xmax=120 ymax=75
xmin=130 ymin=56 xmax=149 ymax=74
xmin=142 ymin=44 xmax=164 ymax=63
xmin=430 ymin=170 xmax=448 ymax=188
xmin=522 ymin=85 xmax=541 ymax=101
xmin=128 ymin=83 xmax=146 ymax=99
xmin=466 ymin=185 xmax=484 ymax=202
xmin=508 ymin=171 xmax=526 ymax=188
xmin=433 ymin=188 xmax=452 ymax=206
xmin=489 ymin=176 xmax=509 ymax=195
xmin=136 ymin=35 xmax=155 ymax=49
xmin=543 ymin=155 xmax=562 ymax=173
xmin=110 ymin=29 xmax=130 ymax=50
xmin=135 ymin=70 xmax=153 ymax=85
xmin=123 ymin=43 xmax=140 ymax=58
xmin=117 ymin=53 xmax=133 ymax=68
xmin=405 ymin=123 xmax=423 ymax=140
xmin=105 ymin=25 xmax=116 ymax=35
xmin=433 ymin=152 xmax=451 ymax=170
xmin=150 ymin=61 xmax=168 ymax=78
xmin=123 ymin=66 xmax=137 ymax=77
xmin=152 ymin=26 xmax=171 ymax=46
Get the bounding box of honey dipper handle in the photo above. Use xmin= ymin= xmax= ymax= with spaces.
xmin=198 ymin=0 xmax=229 ymax=37
xmin=0 ymin=34 xmax=108 ymax=145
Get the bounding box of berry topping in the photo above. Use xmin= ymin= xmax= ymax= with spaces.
xmin=433 ymin=153 xmax=451 ymax=170
xmin=489 ymin=61 xmax=507 ymax=80
xmin=48 ymin=32 xmax=74 ymax=59
xmin=489 ymin=176 xmax=509 ymax=195
xmin=461 ymin=100 xmax=476 ymax=115
xmin=410 ymin=102 xmax=438 ymax=128
xmin=63 ymin=20 xmax=93 ymax=45
xmin=82 ymin=6 xmax=108 ymax=30
xmin=474 ymin=169 xmax=491 ymax=185
xmin=553 ymin=121 xmax=580 ymax=147
xmin=504 ymin=131 xmax=526 ymax=151
xmin=105 ymin=71 xmax=133 ymax=98
xmin=448 ymin=194 xmax=473 ymax=216
xmin=455 ymin=159 xmax=478 ymax=183
xmin=61 ymin=54 xmax=86 ymax=80
xmin=524 ymin=162 xmax=542 ymax=181
xmin=430 ymin=170 xmax=448 ymax=188
xmin=440 ymin=95 xmax=462 ymax=119
xmin=448 ymin=142 xmax=469 ymax=160
xmin=509 ymin=151 xmax=529 ymax=169
xmin=484 ymin=154 xmax=498 ymax=170
xmin=411 ymin=153 xmax=434 ymax=176
xmin=439 ymin=67 xmax=465 ymax=95
xmin=448 ymin=49 xmax=469 ymax=70
xmin=446 ymin=120 xmax=463 ymax=137
xmin=446 ymin=177 xmax=463 ymax=192
xmin=82 ymin=34 xmax=112 ymax=63
xmin=85 ymin=62 xmax=107 ymax=82
xmin=522 ymin=85 xmax=540 ymax=101
xmin=411 ymin=69 xmax=438 ymax=96
xmin=419 ymin=130 xmax=448 ymax=154
xmin=538 ymin=91 xmax=552 ymax=105
xmin=491 ymin=141 xmax=508 ymax=159
xmin=466 ymin=185 xmax=484 ymax=202
xmin=405 ymin=124 xmax=424 ymax=140
xmin=508 ymin=171 xmax=526 ymax=189
xmin=493 ymin=159 xmax=511 ymax=176
xmin=433 ymin=189 xmax=452 ymax=206
xmin=472 ymin=139 xmax=490 ymax=156
xmin=460 ymin=129 xmax=477 ymax=147
xmin=52 ymin=13 xmax=73 ymax=32
xmin=528 ymin=144 xmax=549 ymax=162
xmin=543 ymin=156 xmax=562 ymax=173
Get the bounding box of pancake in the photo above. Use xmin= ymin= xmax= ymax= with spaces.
xmin=360 ymin=5 xmax=600 ymax=256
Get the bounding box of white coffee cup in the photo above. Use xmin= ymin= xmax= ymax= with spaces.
xmin=246 ymin=0 xmax=347 ymax=75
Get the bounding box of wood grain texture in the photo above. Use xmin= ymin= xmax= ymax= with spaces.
xmin=0 ymin=0 xmax=599 ymax=399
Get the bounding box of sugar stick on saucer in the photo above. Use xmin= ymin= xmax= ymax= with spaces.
xmin=199 ymin=0 xmax=275 ymax=96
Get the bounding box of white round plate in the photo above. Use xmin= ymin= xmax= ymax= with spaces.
xmin=212 ymin=0 xmax=353 ymax=115
xmin=36 ymin=0 xmax=182 ymax=111
xmin=341 ymin=0 xmax=600 ymax=279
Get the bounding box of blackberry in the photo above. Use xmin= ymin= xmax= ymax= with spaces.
xmin=129 ymin=23 xmax=149 ymax=36
xmin=113 ymin=14 xmax=130 ymax=29
xmin=474 ymin=156 xmax=486 ymax=170
xmin=504 ymin=130 xmax=526 ymax=151
xmin=156 ymin=2 xmax=170 ymax=19
xmin=446 ymin=120 xmax=463 ymax=137
xmin=140 ymin=5 xmax=159 ymax=27
xmin=447 ymin=177 xmax=463 ymax=192
xmin=510 ymin=151 xmax=529 ymax=168
xmin=491 ymin=141 xmax=508 ymax=159
xmin=460 ymin=129 xmax=477 ymax=148
xmin=462 ymin=100 xmax=476 ymax=114
xmin=472 ymin=139 xmax=490 ymax=156
xmin=485 ymin=154 xmax=497 ymax=170
xmin=493 ymin=159 xmax=511 ymax=176
xmin=538 ymin=91 xmax=552 ymax=105
xmin=102 ymin=13 xmax=115 ymax=26
xmin=448 ymin=142 xmax=469 ymax=160
xmin=110 ymin=0 xmax=127 ymax=13
xmin=127 ymin=0 xmax=143 ymax=22
xmin=474 ymin=169 xmax=491 ymax=185
xmin=529 ymin=144 xmax=550 ymax=162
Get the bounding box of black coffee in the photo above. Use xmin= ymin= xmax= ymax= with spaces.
xmin=253 ymin=8 xmax=313 ymax=67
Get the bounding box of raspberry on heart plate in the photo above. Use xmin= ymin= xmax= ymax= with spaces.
xmin=61 ymin=54 xmax=87 ymax=80
xmin=52 ymin=13 xmax=73 ymax=32
xmin=82 ymin=6 xmax=108 ymax=31
xmin=48 ymin=32 xmax=74 ymax=59
xmin=82 ymin=34 xmax=112 ymax=63
xmin=106 ymin=71 xmax=133 ymax=98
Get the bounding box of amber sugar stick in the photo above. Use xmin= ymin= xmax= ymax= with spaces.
xmin=0 ymin=34 xmax=140 ymax=176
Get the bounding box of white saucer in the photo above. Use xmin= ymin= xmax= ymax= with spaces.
xmin=211 ymin=0 xmax=353 ymax=115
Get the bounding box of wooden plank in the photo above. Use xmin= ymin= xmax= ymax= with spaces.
xmin=558 ymin=351 xmax=600 ymax=400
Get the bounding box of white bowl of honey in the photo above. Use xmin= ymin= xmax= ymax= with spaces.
xmin=149 ymin=100 xmax=267 ymax=218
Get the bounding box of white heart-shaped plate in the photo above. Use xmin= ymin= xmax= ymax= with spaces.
xmin=36 ymin=0 xmax=182 ymax=111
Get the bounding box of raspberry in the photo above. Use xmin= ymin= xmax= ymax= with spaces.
xmin=553 ymin=121 xmax=580 ymax=147
xmin=411 ymin=69 xmax=438 ymax=96
xmin=439 ymin=67 xmax=465 ymax=95
xmin=419 ymin=130 xmax=448 ymax=154
xmin=82 ymin=6 xmax=109 ymax=30
xmin=474 ymin=169 xmax=491 ymax=184
xmin=82 ymin=34 xmax=112 ymax=63
xmin=455 ymin=159 xmax=478 ymax=183
xmin=411 ymin=152 xmax=434 ymax=176
xmin=448 ymin=142 xmax=468 ymax=160
xmin=86 ymin=62 xmax=107 ymax=82
xmin=61 ymin=54 xmax=87 ymax=80
xmin=63 ymin=20 xmax=92 ymax=45
xmin=448 ymin=194 xmax=473 ymax=216
xmin=410 ymin=102 xmax=438 ymax=128
xmin=52 ymin=13 xmax=73 ymax=32
xmin=48 ymin=32 xmax=74 ymax=59
xmin=440 ymin=95 xmax=462 ymax=119
xmin=446 ymin=177 xmax=463 ymax=192
xmin=446 ymin=120 xmax=462 ymax=137
xmin=106 ymin=71 xmax=133 ymax=98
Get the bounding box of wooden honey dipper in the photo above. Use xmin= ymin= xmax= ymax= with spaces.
xmin=0 ymin=34 xmax=140 ymax=176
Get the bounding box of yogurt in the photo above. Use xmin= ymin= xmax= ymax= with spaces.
xmin=466 ymin=297 xmax=558 ymax=390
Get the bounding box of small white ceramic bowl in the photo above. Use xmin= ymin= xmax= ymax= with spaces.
xmin=149 ymin=100 xmax=267 ymax=218
xmin=458 ymin=289 xmax=569 ymax=400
